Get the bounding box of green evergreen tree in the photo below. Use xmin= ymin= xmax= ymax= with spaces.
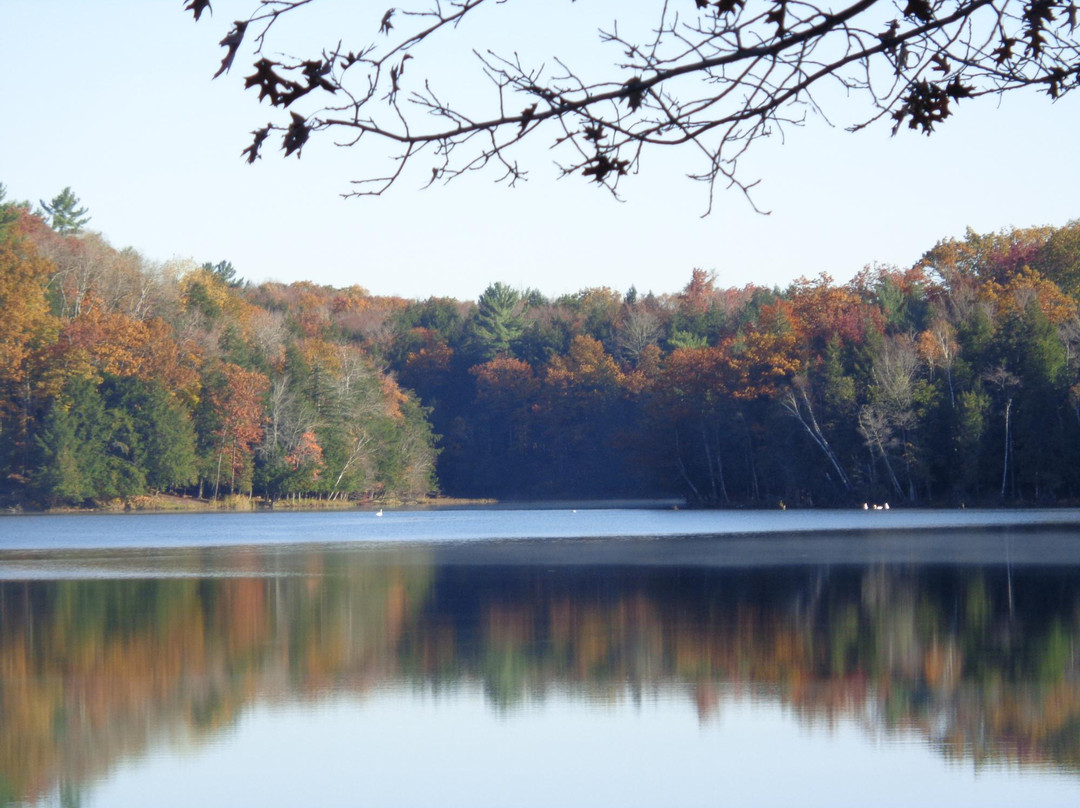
xmin=103 ymin=377 xmax=198 ymax=492
xmin=35 ymin=379 xmax=110 ymax=504
xmin=667 ymin=329 xmax=708 ymax=350
xmin=254 ymin=445 xmax=293 ymax=499
xmin=201 ymin=259 xmax=244 ymax=288
xmin=103 ymin=407 xmax=148 ymax=499
xmin=469 ymin=283 xmax=525 ymax=360
xmin=33 ymin=377 xmax=170 ymax=505
xmin=34 ymin=398 xmax=91 ymax=504
xmin=1008 ymin=302 xmax=1070 ymax=498
xmin=39 ymin=187 xmax=91 ymax=235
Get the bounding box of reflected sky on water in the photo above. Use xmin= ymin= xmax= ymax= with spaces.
xmin=87 ymin=691 xmax=1078 ymax=808
xmin=1 ymin=510 xmax=1079 ymax=806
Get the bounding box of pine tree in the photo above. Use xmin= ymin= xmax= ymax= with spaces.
xmin=40 ymin=187 xmax=91 ymax=235
xmin=103 ymin=377 xmax=198 ymax=493
xmin=201 ymin=259 xmax=243 ymax=288
xmin=34 ymin=400 xmax=89 ymax=504
xmin=34 ymin=377 xmax=156 ymax=505
xmin=34 ymin=379 xmax=107 ymax=504
xmin=470 ymin=283 xmax=525 ymax=360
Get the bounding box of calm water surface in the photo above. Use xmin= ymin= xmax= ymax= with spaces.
xmin=1 ymin=508 xmax=1079 ymax=807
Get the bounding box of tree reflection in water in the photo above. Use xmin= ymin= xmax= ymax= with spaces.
xmin=1 ymin=547 xmax=1078 ymax=804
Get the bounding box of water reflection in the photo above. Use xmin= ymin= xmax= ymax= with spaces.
xmin=1 ymin=544 xmax=1079 ymax=805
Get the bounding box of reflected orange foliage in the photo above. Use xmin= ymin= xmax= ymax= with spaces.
xmin=2 ymin=562 xmax=1079 ymax=805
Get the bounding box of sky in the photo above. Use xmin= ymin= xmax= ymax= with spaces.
xmin=1 ymin=1 xmax=1078 ymax=303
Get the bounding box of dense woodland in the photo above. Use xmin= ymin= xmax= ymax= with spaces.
xmin=2 ymin=185 xmax=1080 ymax=508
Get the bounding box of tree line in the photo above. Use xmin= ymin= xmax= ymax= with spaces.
xmin=386 ymin=222 xmax=1080 ymax=506
xmin=0 ymin=186 xmax=436 ymax=507
xmin=2 ymin=183 xmax=1079 ymax=507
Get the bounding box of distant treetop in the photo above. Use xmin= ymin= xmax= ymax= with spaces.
xmin=40 ymin=187 xmax=91 ymax=235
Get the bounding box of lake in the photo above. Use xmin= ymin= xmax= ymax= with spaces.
xmin=1 ymin=508 xmax=1079 ymax=807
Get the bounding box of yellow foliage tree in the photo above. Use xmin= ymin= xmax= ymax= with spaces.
xmin=0 ymin=234 xmax=57 ymax=387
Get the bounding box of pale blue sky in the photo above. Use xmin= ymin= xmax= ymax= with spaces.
xmin=2 ymin=1 xmax=1077 ymax=301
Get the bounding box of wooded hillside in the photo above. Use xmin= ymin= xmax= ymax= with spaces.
xmin=3 ymin=188 xmax=1079 ymax=507
xmin=0 ymin=197 xmax=436 ymax=507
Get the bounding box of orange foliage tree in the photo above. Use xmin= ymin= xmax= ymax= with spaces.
xmin=0 ymin=229 xmax=57 ymax=390
xmin=208 ymin=363 xmax=270 ymax=497
xmin=0 ymin=225 xmax=59 ymax=482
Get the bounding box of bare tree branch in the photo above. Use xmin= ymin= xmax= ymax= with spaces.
xmin=187 ymin=1 xmax=1080 ymax=210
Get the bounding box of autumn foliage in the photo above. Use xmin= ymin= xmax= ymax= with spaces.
xmin=3 ymin=190 xmax=1080 ymax=507
xmin=0 ymin=202 xmax=437 ymax=506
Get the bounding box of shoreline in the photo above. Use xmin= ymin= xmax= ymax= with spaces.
xmin=4 ymin=492 xmax=497 ymax=515
xmin=6 ymin=494 xmax=1079 ymax=516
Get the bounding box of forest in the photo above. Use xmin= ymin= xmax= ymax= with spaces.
xmin=2 ymin=185 xmax=1080 ymax=508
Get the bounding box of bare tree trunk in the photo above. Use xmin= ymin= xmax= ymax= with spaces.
xmin=332 ymin=429 xmax=373 ymax=494
xmin=213 ymin=451 xmax=223 ymax=501
xmin=782 ymin=385 xmax=853 ymax=492
xmin=675 ymin=430 xmax=703 ymax=503
xmin=901 ymin=427 xmax=917 ymax=502
xmin=701 ymin=425 xmax=719 ymax=504
xmin=742 ymin=415 xmax=760 ymax=501
xmin=701 ymin=424 xmax=730 ymax=505
xmin=1001 ymin=397 xmax=1012 ymax=500
xmin=879 ymin=446 xmax=904 ymax=499
xmin=858 ymin=407 xmax=904 ymax=499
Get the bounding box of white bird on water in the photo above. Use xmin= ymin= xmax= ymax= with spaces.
xmin=376 ymin=508 xmax=383 ymax=517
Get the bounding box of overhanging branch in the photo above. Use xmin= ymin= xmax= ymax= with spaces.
xmin=187 ymin=0 xmax=1080 ymax=209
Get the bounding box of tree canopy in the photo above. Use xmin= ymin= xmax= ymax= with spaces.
xmin=5 ymin=173 xmax=1080 ymax=508
xmin=188 ymin=0 xmax=1079 ymax=209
